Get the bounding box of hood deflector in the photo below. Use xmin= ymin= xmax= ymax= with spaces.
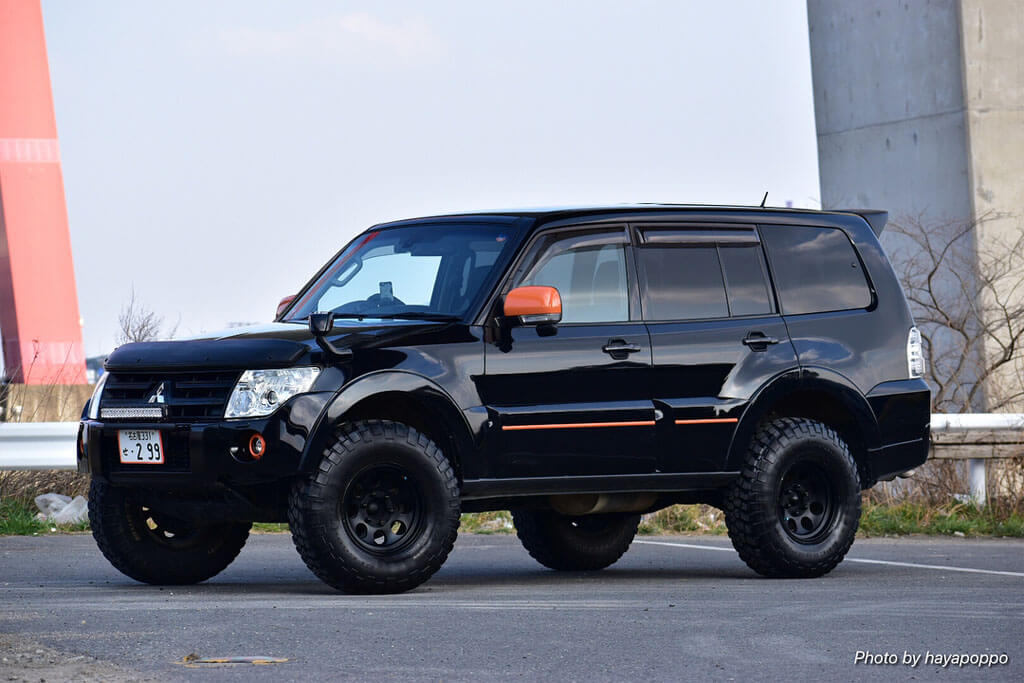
xmin=105 ymin=339 xmax=307 ymax=371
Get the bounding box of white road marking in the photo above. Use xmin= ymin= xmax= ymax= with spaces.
xmin=841 ymin=557 xmax=1024 ymax=578
xmin=635 ymin=540 xmax=734 ymax=553
xmin=633 ymin=540 xmax=1024 ymax=578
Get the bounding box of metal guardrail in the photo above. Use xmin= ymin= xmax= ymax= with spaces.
xmin=931 ymin=413 xmax=1024 ymax=432
xmin=0 ymin=415 xmax=1021 ymax=504
xmin=929 ymin=413 xmax=1024 ymax=505
xmin=0 ymin=422 xmax=78 ymax=470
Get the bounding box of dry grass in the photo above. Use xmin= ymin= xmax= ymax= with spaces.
xmin=459 ymin=510 xmax=514 ymax=534
xmin=0 ymin=472 xmax=92 ymax=535
xmin=867 ymin=456 xmax=1024 ymax=519
xmin=0 ymin=470 xmax=90 ymax=505
xmin=639 ymin=504 xmax=727 ymax=535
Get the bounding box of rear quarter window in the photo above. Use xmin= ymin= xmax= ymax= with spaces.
xmin=761 ymin=225 xmax=872 ymax=315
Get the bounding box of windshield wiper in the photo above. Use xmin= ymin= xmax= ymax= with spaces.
xmin=372 ymin=312 xmax=461 ymax=322
xmin=316 ymin=312 xmax=460 ymax=322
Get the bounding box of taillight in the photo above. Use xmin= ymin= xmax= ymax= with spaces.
xmin=907 ymin=326 xmax=925 ymax=378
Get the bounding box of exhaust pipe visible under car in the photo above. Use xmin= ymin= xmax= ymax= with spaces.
xmin=549 ymin=492 xmax=659 ymax=516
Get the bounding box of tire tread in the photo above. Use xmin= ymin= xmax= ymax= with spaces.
xmin=288 ymin=419 xmax=460 ymax=594
xmin=88 ymin=479 xmax=250 ymax=585
xmin=512 ymin=509 xmax=639 ymax=571
xmin=724 ymin=417 xmax=860 ymax=578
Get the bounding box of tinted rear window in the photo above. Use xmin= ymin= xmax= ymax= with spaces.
xmin=719 ymin=245 xmax=773 ymax=316
xmin=761 ymin=225 xmax=872 ymax=315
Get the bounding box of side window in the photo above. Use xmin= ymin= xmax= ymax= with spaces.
xmin=518 ymin=231 xmax=629 ymax=323
xmin=761 ymin=225 xmax=872 ymax=315
xmin=719 ymin=245 xmax=773 ymax=316
xmin=637 ymin=246 xmax=729 ymax=320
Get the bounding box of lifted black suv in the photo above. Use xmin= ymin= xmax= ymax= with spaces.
xmin=80 ymin=205 xmax=930 ymax=593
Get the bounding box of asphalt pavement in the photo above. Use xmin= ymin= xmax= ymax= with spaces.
xmin=1 ymin=532 xmax=1022 ymax=681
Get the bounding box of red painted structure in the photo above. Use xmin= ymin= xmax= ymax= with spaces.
xmin=0 ymin=0 xmax=86 ymax=384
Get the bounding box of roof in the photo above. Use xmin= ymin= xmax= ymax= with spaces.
xmin=375 ymin=204 xmax=888 ymax=235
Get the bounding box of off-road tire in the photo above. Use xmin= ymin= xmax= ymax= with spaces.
xmin=724 ymin=417 xmax=861 ymax=578
xmin=88 ymin=479 xmax=251 ymax=585
xmin=511 ymin=509 xmax=640 ymax=571
xmin=288 ymin=420 xmax=460 ymax=594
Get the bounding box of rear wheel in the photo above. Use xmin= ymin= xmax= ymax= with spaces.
xmin=724 ymin=417 xmax=861 ymax=578
xmin=512 ymin=509 xmax=640 ymax=571
xmin=88 ymin=479 xmax=250 ymax=585
xmin=288 ymin=420 xmax=460 ymax=594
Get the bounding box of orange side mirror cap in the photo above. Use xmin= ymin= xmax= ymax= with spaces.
xmin=504 ymin=286 xmax=562 ymax=325
xmin=276 ymin=295 xmax=296 ymax=320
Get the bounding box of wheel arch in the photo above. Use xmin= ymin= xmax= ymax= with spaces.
xmin=725 ymin=368 xmax=881 ymax=487
xmin=299 ymin=371 xmax=475 ymax=482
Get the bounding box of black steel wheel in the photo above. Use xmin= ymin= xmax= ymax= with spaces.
xmin=342 ymin=465 xmax=424 ymax=553
xmin=724 ymin=417 xmax=860 ymax=578
xmin=777 ymin=461 xmax=837 ymax=544
xmin=88 ymin=479 xmax=251 ymax=585
xmin=288 ymin=420 xmax=460 ymax=594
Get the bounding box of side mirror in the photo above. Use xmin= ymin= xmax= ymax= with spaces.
xmin=504 ymin=286 xmax=562 ymax=325
xmin=276 ymin=294 xmax=296 ymax=319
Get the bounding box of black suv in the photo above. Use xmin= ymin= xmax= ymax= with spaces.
xmin=79 ymin=205 xmax=930 ymax=593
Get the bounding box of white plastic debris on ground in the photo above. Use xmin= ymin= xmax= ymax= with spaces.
xmin=34 ymin=493 xmax=89 ymax=526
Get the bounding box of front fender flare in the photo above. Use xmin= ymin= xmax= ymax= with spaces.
xmin=297 ymin=370 xmax=479 ymax=477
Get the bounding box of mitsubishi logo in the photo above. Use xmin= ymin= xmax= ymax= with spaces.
xmin=147 ymin=382 xmax=167 ymax=404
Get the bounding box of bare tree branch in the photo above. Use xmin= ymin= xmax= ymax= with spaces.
xmin=888 ymin=212 xmax=1024 ymax=413
xmin=117 ymin=287 xmax=173 ymax=345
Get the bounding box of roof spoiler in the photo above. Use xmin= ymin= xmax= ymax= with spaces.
xmin=837 ymin=209 xmax=888 ymax=236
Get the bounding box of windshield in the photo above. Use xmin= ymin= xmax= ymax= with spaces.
xmin=285 ymin=224 xmax=516 ymax=322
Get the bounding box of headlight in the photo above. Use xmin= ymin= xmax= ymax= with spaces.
xmin=87 ymin=372 xmax=109 ymax=420
xmin=225 ymin=367 xmax=321 ymax=419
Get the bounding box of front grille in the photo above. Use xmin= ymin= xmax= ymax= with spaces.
xmin=101 ymin=370 xmax=240 ymax=421
xmin=102 ymin=428 xmax=191 ymax=472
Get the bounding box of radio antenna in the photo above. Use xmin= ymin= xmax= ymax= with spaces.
xmin=759 ymin=191 xmax=768 ymax=208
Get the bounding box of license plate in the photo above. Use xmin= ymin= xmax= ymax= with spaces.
xmin=117 ymin=429 xmax=165 ymax=465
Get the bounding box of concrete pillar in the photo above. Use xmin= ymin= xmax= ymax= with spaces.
xmin=959 ymin=1 xmax=1024 ymax=413
xmin=807 ymin=0 xmax=1023 ymax=414
xmin=807 ymin=0 xmax=974 ymax=225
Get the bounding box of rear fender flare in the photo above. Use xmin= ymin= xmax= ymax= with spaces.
xmin=725 ymin=368 xmax=880 ymax=471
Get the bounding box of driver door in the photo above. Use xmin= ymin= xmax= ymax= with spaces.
xmin=479 ymin=227 xmax=656 ymax=477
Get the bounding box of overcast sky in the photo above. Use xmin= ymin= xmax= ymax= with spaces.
xmin=41 ymin=0 xmax=820 ymax=356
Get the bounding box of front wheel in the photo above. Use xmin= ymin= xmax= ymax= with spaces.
xmin=288 ymin=420 xmax=461 ymax=594
xmin=724 ymin=417 xmax=861 ymax=578
xmin=511 ymin=509 xmax=640 ymax=571
xmin=88 ymin=480 xmax=251 ymax=585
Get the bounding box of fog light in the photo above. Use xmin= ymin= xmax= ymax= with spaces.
xmin=249 ymin=433 xmax=267 ymax=460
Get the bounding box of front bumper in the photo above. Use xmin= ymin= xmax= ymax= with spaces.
xmin=78 ymin=391 xmax=333 ymax=489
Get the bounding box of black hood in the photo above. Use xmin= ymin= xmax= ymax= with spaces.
xmin=103 ymin=321 xmax=451 ymax=372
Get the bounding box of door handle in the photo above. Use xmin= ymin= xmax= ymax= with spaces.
xmin=742 ymin=332 xmax=780 ymax=351
xmin=603 ymin=340 xmax=642 ymax=356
